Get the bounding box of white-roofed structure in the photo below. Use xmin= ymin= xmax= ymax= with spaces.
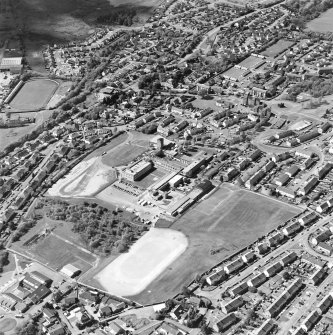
xmin=0 ymin=57 xmax=23 ymax=74
xmin=60 ymin=264 xmax=81 ymax=278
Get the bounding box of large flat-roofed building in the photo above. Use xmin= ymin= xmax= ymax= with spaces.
xmin=182 ymin=157 xmax=206 ymax=177
xmin=0 ymin=57 xmax=23 ymax=74
xmin=121 ymin=160 xmax=153 ymax=181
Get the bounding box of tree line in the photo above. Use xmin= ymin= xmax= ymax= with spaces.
xmin=96 ymin=7 xmax=137 ymax=26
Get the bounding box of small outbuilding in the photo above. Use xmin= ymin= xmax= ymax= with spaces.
xmin=60 ymin=264 xmax=81 ymax=278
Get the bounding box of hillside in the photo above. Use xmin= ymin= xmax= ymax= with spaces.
xmin=4 ymin=0 xmax=160 ymax=41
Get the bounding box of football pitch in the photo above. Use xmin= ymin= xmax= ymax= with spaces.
xmin=130 ymin=184 xmax=301 ymax=304
xmin=9 ymin=79 xmax=59 ymax=111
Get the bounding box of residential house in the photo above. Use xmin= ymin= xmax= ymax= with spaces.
xmin=247 ymin=273 xmax=267 ymax=288
xmin=224 ymin=258 xmax=244 ymax=275
xmin=300 ymin=310 xmax=320 ymax=332
xmin=220 ymin=296 xmax=244 ymax=314
xmin=213 ymin=313 xmax=238 ymax=332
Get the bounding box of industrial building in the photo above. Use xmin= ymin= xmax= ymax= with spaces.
xmin=0 ymin=57 xmax=23 ymax=74
xmin=121 ymin=160 xmax=153 ymax=181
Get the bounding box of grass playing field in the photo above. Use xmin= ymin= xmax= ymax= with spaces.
xmin=12 ymin=221 xmax=97 ymax=275
xmin=130 ymin=184 xmax=301 ymax=304
xmin=29 ymin=234 xmax=96 ymax=273
xmin=9 ymin=79 xmax=59 ymax=111
xmin=102 ymin=144 xmax=148 ymax=167
xmin=261 ymin=39 xmax=295 ymax=58
xmin=101 ymin=132 xmax=152 ymax=167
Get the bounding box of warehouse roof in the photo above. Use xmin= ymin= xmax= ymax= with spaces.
xmin=0 ymin=57 xmax=22 ymax=67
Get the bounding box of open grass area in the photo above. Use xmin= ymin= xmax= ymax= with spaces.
xmin=102 ymin=144 xmax=148 ymax=167
xmin=0 ymin=318 xmax=17 ymax=332
xmin=130 ymin=184 xmax=301 ymax=304
xmin=9 ymin=79 xmax=58 ymax=111
xmin=101 ymin=132 xmax=152 ymax=167
xmin=261 ymin=39 xmax=295 ymax=58
xmin=28 ymin=234 xmax=96 ymax=273
xmin=11 ymin=0 xmax=161 ymax=43
xmin=11 ymin=215 xmax=97 ymax=275
xmin=85 ymin=132 xmax=129 ymax=160
xmin=0 ymin=109 xmax=53 ymax=151
xmin=2 ymin=252 xmax=16 ymax=274
xmin=307 ymin=8 xmax=333 ymax=32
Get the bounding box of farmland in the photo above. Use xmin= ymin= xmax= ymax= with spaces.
xmin=9 ymin=79 xmax=59 ymax=111
xmin=129 ymin=184 xmax=301 ymax=304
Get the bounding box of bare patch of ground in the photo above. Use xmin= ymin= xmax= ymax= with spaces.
xmin=94 ymin=228 xmax=188 ymax=296
xmin=48 ymin=157 xmax=117 ymax=198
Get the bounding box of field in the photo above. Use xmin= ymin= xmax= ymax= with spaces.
xmin=307 ymin=8 xmax=333 ymax=32
xmin=11 ymin=216 xmax=97 ymax=275
xmin=101 ymin=132 xmax=153 ymax=167
xmin=0 ymin=109 xmax=53 ymax=151
xmin=238 ymin=55 xmax=265 ymax=70
xmin=94 ymin=228 xmax=188 ymax=297
xmin=0 ymin=318 xmax=17 ymax=332
xmin=47 ymin=81 xmax=73 ymax=108
xmin=130 ymin=184 xmax=301 ymax=304
xmin=85 ymin=131 xmax=129 ymax=160
xmin=17 ymin=233 xmax=96 ymax=273
xmin=10 ymin=0 xmax=162 ymax=43
xmin=261 ymin=39 xmax=295 ymax=58
xmin=9 ymin=79 xmax=59 ymax=111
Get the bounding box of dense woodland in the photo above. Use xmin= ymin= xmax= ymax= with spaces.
xmin=96 ymin=7 xmax=137 ymax=26
xmin=0 ymin=245 xmax=9 ymax=273
xmin=43 ymin=200 xmax=148 ymax=255
xmin=285 ymin=0 xmax=333 ymax=26
xmin=286 ymin=76 xmax=333 ymax=101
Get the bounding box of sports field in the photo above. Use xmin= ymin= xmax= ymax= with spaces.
xmin=14 ymin=232 xmax=96 ymax=274
xmin=9 ymin=79 xmax=59 ymax=111
xmin=130 ymin=184 xmax=301 ymax=304
xmin=94 ymin=228 xmax=188 ymax=296
xmin=101 ymin=132 xmax=153 ymax=167
xmin=261 ymin=39 xmax=295 ymax=58
xmin=32 ymin=234 xmax=96 ymax=272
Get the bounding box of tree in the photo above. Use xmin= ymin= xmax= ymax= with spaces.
xmin=16 ymin=321 xmax=40 ymax=335
xmin=201 ymin=322 xmax=211 ymax=335
xmin=282 ymin=271 xmax=292 ymax=280
xmin=52 ymin=290 xmax=62 ymax=303
xmin=0 ymin=250 xmax=9 ymax=273
xmin=248 ymin=286 xmax=258 ymax=293
xmin=182 ymin=286 xmax=191 ymax=297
